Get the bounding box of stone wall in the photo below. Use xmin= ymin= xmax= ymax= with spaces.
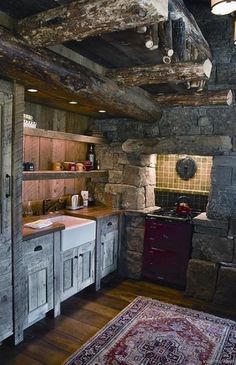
xmin=186 ymin=213 xmax=236 ymax=309
xmin=88 ymin=4 xmax=236 ymax=307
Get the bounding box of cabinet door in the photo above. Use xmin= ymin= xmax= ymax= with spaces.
xmin=61 ymin=248 xmax=78 ymax=301
xmin=77 ymin=240 xmax=95 ymax=292
xmin=24 ymin=236 xmax=54 ymax=328
xmin=0 ymin=89 xmax=13 ymax=341
xmin=101 ymin=230 xmax=118 ymax=278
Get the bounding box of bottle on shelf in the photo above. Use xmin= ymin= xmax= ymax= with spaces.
xmin=87 ymin=144 xmax=96 ymax=170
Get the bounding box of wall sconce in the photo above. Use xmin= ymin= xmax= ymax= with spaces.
xmin=211 ymin=0 xmax=236 ymax=15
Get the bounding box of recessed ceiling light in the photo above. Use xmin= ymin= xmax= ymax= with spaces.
xmin=69 ymin=101 xmax=78 ymax=105
xmin=27 ymin=88 xmax=38 ymax=93
xmin=98 ymin=110 xmax=106 ymax=113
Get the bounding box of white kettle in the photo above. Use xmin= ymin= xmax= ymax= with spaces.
xmin=71 ymin=194 xmax=79 ymax=209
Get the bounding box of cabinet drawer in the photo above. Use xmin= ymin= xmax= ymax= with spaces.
xmin=23 ymin=235 xmax=53 ymax=265
xmin=100 ymin=215 xmax=119 ymax=235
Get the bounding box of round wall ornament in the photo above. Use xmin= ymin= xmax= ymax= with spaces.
xmin=176 ymin=156 xmax=197 ymax=180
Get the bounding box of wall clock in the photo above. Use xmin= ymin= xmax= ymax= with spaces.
xmin=176 ymin=156 xmax=197 ymax=180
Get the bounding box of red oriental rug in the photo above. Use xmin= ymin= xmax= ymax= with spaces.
xmin=63 ymin=296 xmax=236 ymax=365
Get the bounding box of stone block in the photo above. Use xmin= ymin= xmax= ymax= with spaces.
xmin=125 ymin=215 xmax=145 ymax=229
xmin=123 ymin=165 xmax=156 ymax=187
xmin=126 ymin=227 xmax=145 ymax=253
xmin=185 ymin=259 xmax=218 ymax=301
xmin=105 ymin=184 xmax=145 ymax=210
xmin=139 ymin=154 xmax=157 ymax=167
xmin=206 ymin=187 xmax=236 ymax=220
xmin=213 ymin=155 xmax=236 ymax=168
xmin=108 ymin=170 xmax=123 ymax=184
xmin=192 ymin=233 xmax=234 ymax=263
xmin=211 ymin=166 xmax=232 ymax=186
xmin=126 ymin=250 xmax=143 ymax=279
xmin=145 ymin=185 xmax=155 ymax=207
xmin=214 ymin=265 xmax=236 ymax=309
xmin=198 ymin=116 xmax=211 ymax=127
xmin=193 ymin=212 xmax=229 ymax=237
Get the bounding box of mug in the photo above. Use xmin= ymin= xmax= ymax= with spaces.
xmin=63 ymin=161 xmax=76 ymax=171
xmin=76 ymin=163 xmax=86 ymax=171
xmin=52 ymin=161 xmax=63 ymax=171
xmin=83 ymin=160 xmax=92 ymax=171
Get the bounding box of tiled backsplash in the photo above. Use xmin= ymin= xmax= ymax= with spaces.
xmin=155 ymin=191 xmax=208 ymax=211
xmin=156 ymin=154 xmax=212 ymax=194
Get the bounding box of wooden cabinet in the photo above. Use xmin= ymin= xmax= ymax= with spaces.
xmin=61 ymin=240 xmax=95 ymax=301
xmin=23 ymin=235 xmax=54 ymax=328
xmin=0 ymin=86 xmax=13 ymax=342
xmin=96 ymin=215 xmax=119 ymax=290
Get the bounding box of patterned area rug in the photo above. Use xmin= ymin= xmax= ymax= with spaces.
xmin=63 ymin=296 xmax=236 ymax=365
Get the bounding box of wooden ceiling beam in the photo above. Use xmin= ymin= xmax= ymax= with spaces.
xmin=17 ymin=0 xmax=168 ymax=47
xmin=169 ymin=0 xmax=212 ymax=61
xmin=0 ymin=27 xmax=162 ymax=121
xmin=106 ymin=59 xmax=212 ymax=86
xmin=153 ymin=90 xmax=233 ymax=107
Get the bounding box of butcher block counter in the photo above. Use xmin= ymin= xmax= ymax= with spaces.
xmin=64 ymin=205 xmax=122 ymax=219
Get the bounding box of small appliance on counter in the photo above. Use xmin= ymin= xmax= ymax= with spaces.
xmin=66 ymin=194 xmax=83 ymax=210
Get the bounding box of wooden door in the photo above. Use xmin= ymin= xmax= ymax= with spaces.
xmin=61 ymin=248 xmax=78 ymax=301
xmin=101 ymin=230 xmax=118 ymax=278
xmin=0 ymin=88 xmax=13 ymax=342
xmin=23 ymin=235 xmax=54 ymax=328
xmin=77 ymin=240 xmax=95 ymax=292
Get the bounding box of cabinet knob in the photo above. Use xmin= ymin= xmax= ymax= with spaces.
xmin=74 ymin=255 xmax=78 ymax=259
xmin=107 ymin=221 xmax=112 ymax=226
xmin=34 ymin=245 xmax=42 ymax=252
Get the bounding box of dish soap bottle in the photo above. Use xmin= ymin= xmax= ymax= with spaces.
xmin=87 ymin=144 xmax=95 ymax=170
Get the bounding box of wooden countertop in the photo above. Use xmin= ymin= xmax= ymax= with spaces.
xmin=22 ymin=206 xmax=122 ymax=240
xmin=22 ymin=215 xmax=65 ymax=241
xmin=64 ymin=205 xmax=122 ymax=220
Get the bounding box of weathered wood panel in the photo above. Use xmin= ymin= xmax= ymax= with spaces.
xmin=77 ymin=240 xmax=95 ymax=292
xmin=17 ymin=0 xmax=168 ymax=47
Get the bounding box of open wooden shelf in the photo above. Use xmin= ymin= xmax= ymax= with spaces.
xmin=23 ymin=127 xmax=107 ymax=145
xmin=23 ymin=170 xmax=108 ymax=181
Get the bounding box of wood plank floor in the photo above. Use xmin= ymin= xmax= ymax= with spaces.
xmin=1 ymin=279 xmax=236 ymax=365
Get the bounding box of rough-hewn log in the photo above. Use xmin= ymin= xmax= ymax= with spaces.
xmin=172 ymin=18 xmax=186 ymax=61
xmin=106 ymin=59 xmax=212 ymax=86
xmin=17 ymin=0 xmax=168 ymax=47
xmin=154 ymin=90 xmax=233 ymax=107
xmin=158 ymin=20 xmax=174 ymax=59
xmin=169 ymin=0 xmax=212 ymax=61
xmin=122 ymin=136 xmax=232 ymax=155
xmin=0 ymin=27 xmax=162 ymax=121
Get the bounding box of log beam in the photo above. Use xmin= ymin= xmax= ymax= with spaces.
xmin=0 ymin=27 xmax=162 ymax=121
xmin=169 ymin=0 xmax=212 ymax=61
xmin=122 ymin=136 xmax=232 ymax=155
xmin=106 ymin=59 xmax=212 ymax=86
xmin=154 ymin=90 xmax=233 ymax=107
xmin=17 ymin=0 xmax=168 ymax=47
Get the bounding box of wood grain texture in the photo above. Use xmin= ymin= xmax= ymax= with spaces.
xmin=0 ymin=26 xmax=162 ymax=121
xmin=22 ymin=170 xmax=108 ymax=181
xmin=17 ymin=0 xmax=168 ymax=47
xmin=0 ymin=279 xmax=235 ymax=365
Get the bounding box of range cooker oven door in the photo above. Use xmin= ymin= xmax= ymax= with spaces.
xmin=142 ymin=216 xmax=193 ymax=287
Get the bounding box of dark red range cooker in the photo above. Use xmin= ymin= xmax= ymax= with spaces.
xmin=142 ymin=207 xmax=200 ymax=287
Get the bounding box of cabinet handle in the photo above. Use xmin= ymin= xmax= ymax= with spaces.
xmin=79 ymin=254 xmax=83 ymax=257
xmin=74 ymin=255 xmax=78 ymax=259
xmin=34 ymin=245 xmax=42 ymax=252
xmin=101 ymin=242 xmax=104 ymax=246
xmin=5 ymin=174 xmax=11 ymax=198
xmin=107 ymin=221 xmax=112 ymax=226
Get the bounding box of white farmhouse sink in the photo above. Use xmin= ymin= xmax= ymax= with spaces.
xmin=50 ymin=215 xmax=96 ymax=251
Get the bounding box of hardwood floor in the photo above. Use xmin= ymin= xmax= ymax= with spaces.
xmin=1 ymin=279 xmax=236 ymax=365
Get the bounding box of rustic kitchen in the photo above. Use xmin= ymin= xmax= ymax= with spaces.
xmin=0 ymin=0 xmax=236 ymax=364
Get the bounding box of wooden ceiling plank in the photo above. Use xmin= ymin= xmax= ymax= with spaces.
xmin=0 ymin=26 xmax=162 ymax=121
xmin=17 ymin=0 xmax=168 ymax=47
xmin=106 ymin=59 xmax=213 ymax=86
xmin=154 ymin=89 xmax=233 ymax=107
xmin=169 ymin=0 xmax=212 ymax=61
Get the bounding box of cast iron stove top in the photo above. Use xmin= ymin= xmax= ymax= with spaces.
xmin=148 ymin=207 xmax=201 ymax=222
